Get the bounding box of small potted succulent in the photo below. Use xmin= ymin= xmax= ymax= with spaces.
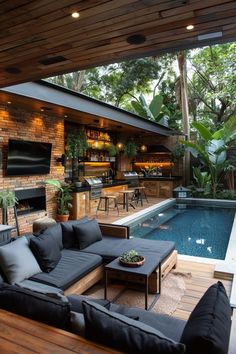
xmin=119 ymin=249 xmax=145 ymax=267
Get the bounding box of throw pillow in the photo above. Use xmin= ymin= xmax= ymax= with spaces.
xmin=67 ymin=294 xmax=111 ymax=313
xmin=82 ymin=300 xmax=185 ymax=354
xmin=30 ymin=233 xmax=61 ymax=273
xmin=181 ymin=281 xmax=232 ymax=354
xmin=0 ymin=236 xmax=41 ymax=284
xmin=0 ymin=283 xmax=71 ymax=330
xmin=70 ymin=311 xmax=86 ymax=336
xmin=40 ymin=223 xmax=63 ymax=250
xmin=61 ymin=217 xmax=89 ymax=248
xmin=73 ymin=219 xmax=103 ymax=250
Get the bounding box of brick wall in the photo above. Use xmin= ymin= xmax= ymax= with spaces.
xmin=0 ymin=104 xmax=65 ymax=235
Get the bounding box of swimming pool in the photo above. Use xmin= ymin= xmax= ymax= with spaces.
xmin=119 ymin=199 xmax=236 ymax=260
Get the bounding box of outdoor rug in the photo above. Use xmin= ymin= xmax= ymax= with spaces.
xmin=84 ymin=271 xmax=191 ymax=315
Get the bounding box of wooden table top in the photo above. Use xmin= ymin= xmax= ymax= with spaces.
xmin=0 ymin=309 xmax=120 ymax=354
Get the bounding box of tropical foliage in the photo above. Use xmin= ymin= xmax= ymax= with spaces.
xmin=183 ymin=116 xmax=236 ymax=197
xmin=188 ymin=44 xmax=236 ymax=128
xmin=131 ymin=94 xmax=169 ymax=125
xmin=123 ymin=139 xmax=138 ymax=158
xmin=44 ymin=180 xmax=73 ymax=215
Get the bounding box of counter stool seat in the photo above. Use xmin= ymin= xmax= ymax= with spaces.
xmin=96 ymin=195 xmax=119 ymax=215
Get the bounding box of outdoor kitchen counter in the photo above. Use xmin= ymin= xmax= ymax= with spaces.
xmin=139 ymin=176 xmax=182 ymax=198
xmin=102 ymin=180 xmax=129 ymax=188
xmin=72 ymin=181 xmax=129 ymax=219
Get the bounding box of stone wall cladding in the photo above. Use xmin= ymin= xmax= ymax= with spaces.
xmin=0 ymin=104 xmax=65 ymax=234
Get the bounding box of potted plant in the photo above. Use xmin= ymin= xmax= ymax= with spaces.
xmin=123 ymin=139 xmax=138 ymax=158
xmin=44 ymin=180 xmax=73 ymax=222
xmin=107 ymin=143 xmax=117 ymax=161
xmin=119 ymin=249 xmax=145 ymax=267
xmin=0 ymin=189 xmax=18 ymax=224
xmin=66 ymin=129 xmax=89 ymax=181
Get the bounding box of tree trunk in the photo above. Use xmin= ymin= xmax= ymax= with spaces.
xmin=177 ymin=51 xmax=190 ymax=186
xmin=73 ymin=71 xmax=85 ymax=92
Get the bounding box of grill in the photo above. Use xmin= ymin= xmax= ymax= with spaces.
xmin=84 ymin=177 xmax=103 ymax=200
xmin=121 ymin=171 xmax=139 ymax=188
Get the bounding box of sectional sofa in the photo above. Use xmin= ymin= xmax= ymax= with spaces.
xmin=0 ymin=280 xmax=232 ymax=354
xmin=0 ymin=217 xmax=177 ymax=295
xmin=0 ymin=218 xmax=232 ymax=353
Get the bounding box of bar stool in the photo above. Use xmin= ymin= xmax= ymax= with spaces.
xmin=118 ymin=190 xmax=135 ymax=212
xmin=96 ymin=195 xmax=119 ymax=215
xmin=133 ymin=186 xmax=148 ymax=206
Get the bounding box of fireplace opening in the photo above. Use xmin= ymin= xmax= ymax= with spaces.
xmin=15 ymin=188 xmax=46 ymax=215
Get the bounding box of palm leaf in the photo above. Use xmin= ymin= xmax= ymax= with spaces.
xmin=149 ymin=95 xmax=163 ymax=119
xmin=192 ymin=122 xmax=212 ymax=142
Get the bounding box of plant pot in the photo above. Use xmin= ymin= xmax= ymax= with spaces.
xmin=119 ymin=255 xmax=145 ymax=267
xmin=56 ymin=214 xmax=70 ymax=222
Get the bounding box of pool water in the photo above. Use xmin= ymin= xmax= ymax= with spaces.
xmin=128 ymin=205 xmax=236 ymax=259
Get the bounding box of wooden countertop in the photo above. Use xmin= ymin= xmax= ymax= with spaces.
xmin=0 ymin=309 xmax=120 ymax=354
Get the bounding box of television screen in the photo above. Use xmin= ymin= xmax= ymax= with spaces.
xmin=6 ymin=139 xmax=52 ymax=176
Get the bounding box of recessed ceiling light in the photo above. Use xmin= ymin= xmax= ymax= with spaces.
xmin=71 ymin=12 xmax=80 ymax=18
xmin=7 ymin=101 xmax=11 ymax=104
xmin=186 ymin=24 xmax=194 ymax=30
xmin=64 ymin=115 xmax=68 ymax=118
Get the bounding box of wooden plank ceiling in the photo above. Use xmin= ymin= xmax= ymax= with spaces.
xmin=1 ymin=0 xmax=236 ymax=88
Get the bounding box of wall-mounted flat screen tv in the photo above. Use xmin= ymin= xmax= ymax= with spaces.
xmin=6 ymin=139 xmax=52 ymax=176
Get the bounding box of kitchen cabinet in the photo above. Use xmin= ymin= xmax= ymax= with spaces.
xmin=72 ymin=191 xmax=90 ymax=219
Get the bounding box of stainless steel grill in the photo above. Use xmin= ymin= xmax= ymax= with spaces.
xmin=121 ymin=171 xmax=139 ymax=188
xmin=84 ymin=177 xmax=103 ymax=200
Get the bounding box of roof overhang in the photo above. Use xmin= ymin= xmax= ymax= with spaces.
xmin=1 ymin=80 xmax=176 ymax=137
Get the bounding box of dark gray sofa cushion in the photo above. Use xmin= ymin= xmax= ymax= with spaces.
xmin=181 ymin=281 xmax=232 ymax=354
xmin=82 ymin=300 xmax=185 ymax=354
xmin=110 ymin=303 xmax=186 ymax=342
xmin=0 ymin=283 xmax=71 ymax=330
xmin=61 ymin=217 xmax=89 ymax=249
xmin=81 ymin=236 xmax=175 ymax=263
xmin=29 ymin=249 xmax=102 ymax=290
xmin=73 ymin=218 xmax=103 ymax=250
xmin=68 ymin=294 xmax=111 ymax=313
xmin=40 ymin=223 xmax=63 ymax=250
xmin=67 ymin=295 xmax=185 ymax=342
xmin=29 ymin=233 xmax=61 ymax=273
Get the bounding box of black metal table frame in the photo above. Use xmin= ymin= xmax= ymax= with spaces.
xmin=104 ymin=260 xmax=161 ymax=310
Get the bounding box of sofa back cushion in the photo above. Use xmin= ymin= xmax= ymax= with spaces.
xmin=30 ymin=234 xmax=61 ymax=273
xmin=0 ymin=283 xmax=71 ymax=330
xmin=61 ymin=217 xmax=89 ymax=249
xmin=40 ymin=223 xmax=63 ymax=250
xmin=82 ymin=300 xmax=185 ymax=354
xmin=0 ymin=236 xmax=41 ymax=284
xmin=181 ymin=281 xmax=231 ymax=354
xmin=73 ymin=219 xmax=103 ymax=250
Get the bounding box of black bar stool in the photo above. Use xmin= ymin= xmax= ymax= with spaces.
xmin=133 ymin=186 xmax=148 ymax=206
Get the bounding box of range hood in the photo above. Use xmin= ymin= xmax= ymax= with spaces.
xmin=145 ymin=145 xmax=172 ymax=154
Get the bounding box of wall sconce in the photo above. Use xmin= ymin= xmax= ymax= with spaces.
xmin=116 ymin=142 xmax=124 ymax=151
xmin=56 ymin=154 xmax=66 ymax=166
xmin=140 ymin=144 xmax=147 ymax=152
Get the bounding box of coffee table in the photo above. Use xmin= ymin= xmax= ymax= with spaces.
xmin=104 ymin=255 xmax=161 ymax=310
